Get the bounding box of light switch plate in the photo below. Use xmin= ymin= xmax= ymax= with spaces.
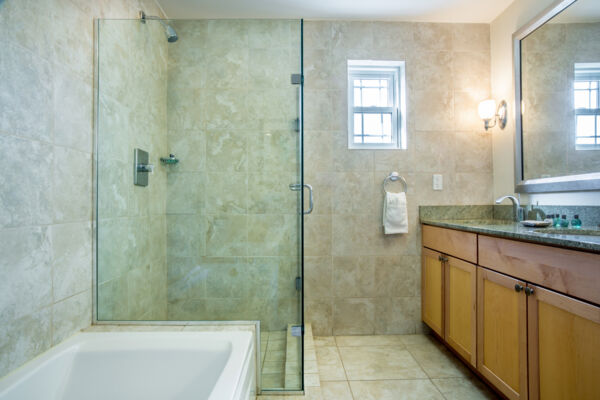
xmin=433 ymin=174 xmax=443 ymax=190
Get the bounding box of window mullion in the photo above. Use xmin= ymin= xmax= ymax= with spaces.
xmin=355 ymin=106 xmax=394 ymax=113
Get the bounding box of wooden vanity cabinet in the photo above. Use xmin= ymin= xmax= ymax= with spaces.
xmin=422 ymin=225 xmax=477 ymax=264
xmin=422 ymin=224 xmax=600 ymax=400
xmin=422 ymin=225 xmax=478 ymax=364
xmin=527 ymin=284 xmax=600 ymax=400
xmin=421 ymin=247 xmax=444 ymax=337
xmin=477 ymin=267 xmax=528 ymax=400
xmin=445 ymin=256 xmax=477 ymax=367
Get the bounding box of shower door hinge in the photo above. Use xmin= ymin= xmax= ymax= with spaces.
xmin=295 ymin=276 xmax=302 ymax=291
xmin=291 ymin=74 xmax=303 ymax=85
xmin=291 ymin=325 xmax=304 ymax=337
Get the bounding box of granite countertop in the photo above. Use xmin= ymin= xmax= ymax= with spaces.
xmin=420 ymin=218 xmax=600 ymax=253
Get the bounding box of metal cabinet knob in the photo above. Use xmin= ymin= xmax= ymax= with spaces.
xmin=524 ymin=287 xmax=534 ymax=296
xmin=514 ymin=284 xmax=524 ymax=293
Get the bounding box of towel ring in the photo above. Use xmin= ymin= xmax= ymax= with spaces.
xmin=383 ymin=172 xmax=408 ymax=194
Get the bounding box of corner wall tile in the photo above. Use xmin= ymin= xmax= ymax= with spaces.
xmin=51 ymin=222 xmax=92 ymax=302
xmin=52 ymin=291 xmax=91 ymax=344
xmin=0 ymin=308 xmax=52 ymax=379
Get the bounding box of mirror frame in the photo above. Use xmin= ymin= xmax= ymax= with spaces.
xmin=513 ymin=0 xmax=600 ymax=193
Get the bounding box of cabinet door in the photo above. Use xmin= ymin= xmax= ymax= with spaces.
xmin=477 ymin=267 xmax=528 ymax=400
xmin=445 ymin=256 xmax=476 ymax=367
xmin=422 ymin=247 xmax=444 ymax=337
xmin=527 ymin=284 xmax=600 ymax=400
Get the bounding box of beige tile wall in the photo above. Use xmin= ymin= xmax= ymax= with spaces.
xmin=164 ymin=20 xmax=303 ymax=330
xmin=521 ymin=22 xmax=600 ymax=180
xmin=0 ymin=0 xmax=165 ymax=379
xmin=96 ymin=17 xmax=169 ymax=321
xmin=303 ymin=21 xmax=494 ymax=336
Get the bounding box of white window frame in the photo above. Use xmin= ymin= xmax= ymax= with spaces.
xmin=347 ymin=60 xmax=406 ymax=150
xmin=574 ymin=62 xmax=600 ymax=150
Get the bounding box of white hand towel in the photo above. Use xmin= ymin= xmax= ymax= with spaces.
xmin=383 ymin=192 xmax=408 ymax=234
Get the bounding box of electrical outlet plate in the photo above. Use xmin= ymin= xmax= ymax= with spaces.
xmin=433 ymin=174 xmax=443 ymax=190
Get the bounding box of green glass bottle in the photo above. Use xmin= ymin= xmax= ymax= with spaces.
xmin=553 ymin=214 xmax=561 ymax=227
xmin=571 ymin=214 xmax=582 ymax=229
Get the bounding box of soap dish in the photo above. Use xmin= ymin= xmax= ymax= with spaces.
xmin=520 ymin=220 xmax=552 ymax=227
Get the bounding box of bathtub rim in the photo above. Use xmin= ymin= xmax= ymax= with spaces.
xmin=0 ymin=329 xmax=257 ymax=400
xmin=85 ymin=320 xmax=262 ymax=393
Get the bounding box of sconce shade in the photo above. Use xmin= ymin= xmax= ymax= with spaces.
xmin=478 ymin=99 xmax=497 ymax=120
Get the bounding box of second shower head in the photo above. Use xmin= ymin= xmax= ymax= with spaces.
xmin=139 ymin=11 xmax=178 ymax=43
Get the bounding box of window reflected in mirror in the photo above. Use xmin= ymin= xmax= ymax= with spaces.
xmin=574 ymin=63 xmax=600 ymax=149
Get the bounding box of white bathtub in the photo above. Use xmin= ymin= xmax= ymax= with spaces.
xmin=0 ymin=331 xmax=255 ymax=400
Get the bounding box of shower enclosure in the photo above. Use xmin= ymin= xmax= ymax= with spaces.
xmin=94 ymin=17 xmax=304 ymax=392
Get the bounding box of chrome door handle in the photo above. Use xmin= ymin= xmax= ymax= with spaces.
xmin=289 ymin=183 xmax=314 ymax=214
xmin=304 ymin=184 xmax=313 ymax=214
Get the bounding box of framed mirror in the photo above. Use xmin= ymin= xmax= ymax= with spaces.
xmin=514 ymin=0 xmax=600 ymax=193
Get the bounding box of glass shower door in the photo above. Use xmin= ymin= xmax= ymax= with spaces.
xmin=95 ymin=18 xmax=304 ymax=392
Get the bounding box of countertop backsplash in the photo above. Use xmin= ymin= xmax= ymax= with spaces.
xmin=420 ymin=205 xmax=600 ymax=227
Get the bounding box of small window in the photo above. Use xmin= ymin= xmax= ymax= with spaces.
xmin=574 ymin=63 xmax=600 ymax=150
xmin=348 ymin=60 xmax=406 ymax=149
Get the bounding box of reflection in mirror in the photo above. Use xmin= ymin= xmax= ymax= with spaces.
xmin=520 ymin=0 xmax=600 ymax=181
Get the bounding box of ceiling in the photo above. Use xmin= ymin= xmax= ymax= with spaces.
xmin=156 ymin=0 xmax=515 ymax=23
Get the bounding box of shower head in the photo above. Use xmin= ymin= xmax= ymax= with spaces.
xmin=164 ymin=24 xmax=178 ymax=43
xmin=139 ymin=11 xmax=178 ymax=43
xmin=158 ymin=19 xmax=178 ymax=42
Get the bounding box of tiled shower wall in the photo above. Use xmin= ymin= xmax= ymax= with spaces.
xmin=96 ymin=18 xmax=169 ymax=320
xmin=303 ymin=21 xmax=494 ymax=336
xmin=0 ymin=0 xmax=165 ymax=379
xmin=164 ymin=20 xmax=302 ymax=331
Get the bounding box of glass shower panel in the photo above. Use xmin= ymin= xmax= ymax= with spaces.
xmin=96 ymin=18 xmax=303 ymax=392
xmin=96 ymin=19 xmax=169 ymax=321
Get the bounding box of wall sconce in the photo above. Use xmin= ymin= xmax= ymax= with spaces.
xmin=478 ymin=99 xmax=507 ymax=131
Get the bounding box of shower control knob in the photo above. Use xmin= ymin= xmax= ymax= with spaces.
xmin=137 ymin=163 xmax=154 ymax=173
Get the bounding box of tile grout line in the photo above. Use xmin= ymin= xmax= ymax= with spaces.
xmin=334 ymin=339 xmax=351 ymax=382
xmin=335 ymin=339 xmax=355 ymax=400
xmin=429 ymin=377 xmax=450 ymax=400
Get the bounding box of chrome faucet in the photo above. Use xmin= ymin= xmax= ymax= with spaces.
xmin=495 ymin=195 xmax=524 ymax=222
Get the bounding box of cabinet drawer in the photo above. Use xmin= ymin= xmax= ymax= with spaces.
xmin=422 ymin=225 xmax=477 ymax=263
xmin=479 ymin=235 xmax=600 ymax=305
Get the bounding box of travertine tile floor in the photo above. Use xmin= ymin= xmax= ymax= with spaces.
xmin=260 ymin=332 xmax=500 ymax=399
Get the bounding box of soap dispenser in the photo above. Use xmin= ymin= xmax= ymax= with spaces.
xmin=571 ymin=215 xmax=582 ymax=228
